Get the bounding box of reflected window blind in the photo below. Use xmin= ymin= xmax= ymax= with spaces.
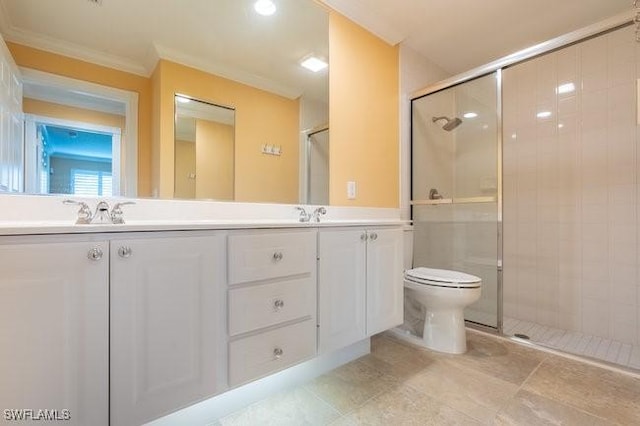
xmin=71 ymin=169 xmax=112 ymax=196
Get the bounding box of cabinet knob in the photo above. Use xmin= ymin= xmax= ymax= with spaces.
xmin=272 ymin=251 xmax=284 ymax=262
xmin=360 ymin=233 xmax=368 ymax=241
xmin=274 ymin=299 xmax=285 ymax=310
xmin=273 ymin=347 xmax=284 ymax=360
xmin=370 ymin=232 xmax=378 ymax=241
xmin=118 ymin=246 xmax=133 ymax=258
xmin=87 ymin=247 xmax=103 ymax=261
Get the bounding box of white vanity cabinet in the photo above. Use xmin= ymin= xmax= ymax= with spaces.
xmin=318 ymin=227 xmax=403 ymax=353
xmin=0 ymin=236 xmax=109 ymax=426
xmin=227 ymin=229 xmax=317 ymax=387
xmin=109 ymin=233 xmax=227 ymax=426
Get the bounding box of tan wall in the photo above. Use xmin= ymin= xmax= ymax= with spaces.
xmin=174 ymin=140 xmax=196 ymax=199
xmin=329 ymin=12 xmax=399 ymax=207
xmin=195 ymin=119 xmax=234 ymax=200
xmin=152 ymin=60 xmax=299 ymax=203
xmin=7 ymin=42 xmax=153 ymax=196
xmin=23 ymin=98 xmax=125 ymax=130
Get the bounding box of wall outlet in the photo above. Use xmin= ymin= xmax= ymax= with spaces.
xmin=347 ymin=181 xmax=357 ymax=200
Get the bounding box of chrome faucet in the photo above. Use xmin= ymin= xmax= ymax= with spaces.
xmin=311 ymin=206 xmax=327 ymax=222
xmin=295 ymin=206 xmax=311 ymax=223
xmin=63 ymin=199 xmax=135 ymax=224
xmin=92 ymin=201 xmax=112 ymax=224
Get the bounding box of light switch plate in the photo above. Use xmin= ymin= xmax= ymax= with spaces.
xmin=347 ymin=181 xmax=356 ymax=200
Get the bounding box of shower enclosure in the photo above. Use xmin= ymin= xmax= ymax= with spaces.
xmin=411 ymin=22 xmax=640 ymax=371
xmin=411 ymin=73 xmax=500 ymax=331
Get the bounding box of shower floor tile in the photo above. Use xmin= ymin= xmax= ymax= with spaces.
xmin=504 ymin=317 xmax=640 ymax=372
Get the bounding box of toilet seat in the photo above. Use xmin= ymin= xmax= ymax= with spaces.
xmin=405 ymin=267 xmax=481 ymax=289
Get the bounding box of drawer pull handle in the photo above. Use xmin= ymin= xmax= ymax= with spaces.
xmin=87 ymin=247 xmax=103 ymax=261
xmin=272 ymin=251 xmax=284 ymax=262
xmin=274 ymin=299 xmax=285 ymax=310
xmin=370 ymin=232 xmax=378 ymax=241
xmin=118 ymin=246 xmax=133 ymax=258
xmin=273 ymin=347 xmax=284 ymax=360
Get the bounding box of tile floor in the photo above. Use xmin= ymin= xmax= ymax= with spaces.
xmin=215 ymin=330 xmax=640 ymax=425
xmin=503 ymin=317 xmax=640 ymax=371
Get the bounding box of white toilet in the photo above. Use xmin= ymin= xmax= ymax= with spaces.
xmin=404 ymin=268 xmax=481 ymax=354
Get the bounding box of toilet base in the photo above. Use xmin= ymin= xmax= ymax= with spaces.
xmin=389 ymin=320 xmax=468 ymax=355
xmin=422 ymin=309 xmax=467 ymax=354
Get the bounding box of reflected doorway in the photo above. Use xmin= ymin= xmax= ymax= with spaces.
xmin=24 ymin=116 xmax=121 ymax=196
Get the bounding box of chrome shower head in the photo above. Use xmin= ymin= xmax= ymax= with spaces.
xmin=432 ymin=116 xmax=463 ymax=131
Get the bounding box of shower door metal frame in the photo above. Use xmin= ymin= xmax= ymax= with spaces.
xmin=304 ymin=124 xmax=329 ymax=204
xmin=409 ymin=12 xmax=634 ymax=335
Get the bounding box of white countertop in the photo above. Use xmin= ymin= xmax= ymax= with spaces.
xmin=0 ymin=194 xmax=411 ymax=236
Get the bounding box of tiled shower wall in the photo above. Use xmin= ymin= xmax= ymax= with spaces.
xmin=503 ymin=25 xmax=639 ymax=344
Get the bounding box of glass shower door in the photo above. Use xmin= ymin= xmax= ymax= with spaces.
xmin=411 ymin=72 xmax=500 ymax=329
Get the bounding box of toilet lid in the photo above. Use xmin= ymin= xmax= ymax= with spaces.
xmin=405 ymin=267 xmax=481 ymax=288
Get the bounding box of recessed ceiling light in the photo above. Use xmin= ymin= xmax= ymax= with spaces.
xmin=254 ymin=0 xmax=276 ymax=16
xmin=537 ymin=111 xmax=552 ymax=119
xmin=176 ymin=96 xmax=191 ymax=104
xmin=463 ymin=112 xmax=478 ymax=119
xmin=301 ymin=56 xmax=328 ymax=73
xmin=557 ymin=83 xmax=575 ymax=94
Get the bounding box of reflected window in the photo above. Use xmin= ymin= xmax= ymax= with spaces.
xmin=71 ymin=169 xmax=112 ymax=196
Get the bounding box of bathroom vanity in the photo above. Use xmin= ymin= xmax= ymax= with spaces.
xmin=0 ymin=196 xmax=405 ymax=426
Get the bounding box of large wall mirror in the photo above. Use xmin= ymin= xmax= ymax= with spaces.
xmin=0 ymin=0 xmax=328 ymax=204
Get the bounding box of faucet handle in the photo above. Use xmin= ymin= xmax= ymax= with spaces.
xmin=295 ymin=206 xmax=310 ymax=222
xmin=313 ymin=206 xmax=327 ymax=222
xmin=63 ymin=199 xmax=93 ymax=224
xmin=111 ymin=201 xmax=136 ymax=225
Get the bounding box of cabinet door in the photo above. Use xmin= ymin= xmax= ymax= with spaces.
xmin=366 ymin=228 xmax=404 ymax=336
xmin=318 ymin=229 xmax=367 ymax=354
xmin=110 ymin=234 xmax=226 ymax=426
xmin=0 ymin=238 xmax=109 ymax=426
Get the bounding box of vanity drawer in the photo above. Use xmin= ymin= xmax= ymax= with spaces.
xmin=227 ymin=231 xmax=316 ymax=285
xmin=228 ymin=277 xmax=315 ymax=336
xmin=228 ymin=319 xmax=316 ymax=387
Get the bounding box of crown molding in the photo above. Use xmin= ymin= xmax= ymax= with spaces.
xmin=1 ymin=26 xmax=149 ymax=77
xmin=152 ymin=44 xmax=304 ymax=100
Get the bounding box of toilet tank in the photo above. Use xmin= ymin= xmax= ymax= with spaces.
xmin=403 ymin=227 xmax=414 ymax=271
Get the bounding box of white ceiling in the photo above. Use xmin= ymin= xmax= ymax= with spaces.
xmin=321 ymin=0 xmax=633 ymax=75
xmin=0 ymin=0 xmax=329 ymax=102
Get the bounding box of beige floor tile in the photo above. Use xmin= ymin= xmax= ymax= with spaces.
xmin=339 ymin=383 xmax=483 ymax=426
xmin=218 ymin=387 xmax=340 ymax=426
xmin=495 ymin=390 xmax=614 ymax=425
xmin=448 ymin=331 xmax=548 ymax=386
xmin=304 ymin=358 xmax=400 ymax=415
xmin=359 ymin=337 xmax=440 ymax=382
xmin=404 ymin=358 xmax=520 ymax=423
xmin=522 ymin=355 xmax=640 ymax=424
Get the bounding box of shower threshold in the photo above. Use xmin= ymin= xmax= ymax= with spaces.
xmin=503 ymin=317 xmax=640 ymax=372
